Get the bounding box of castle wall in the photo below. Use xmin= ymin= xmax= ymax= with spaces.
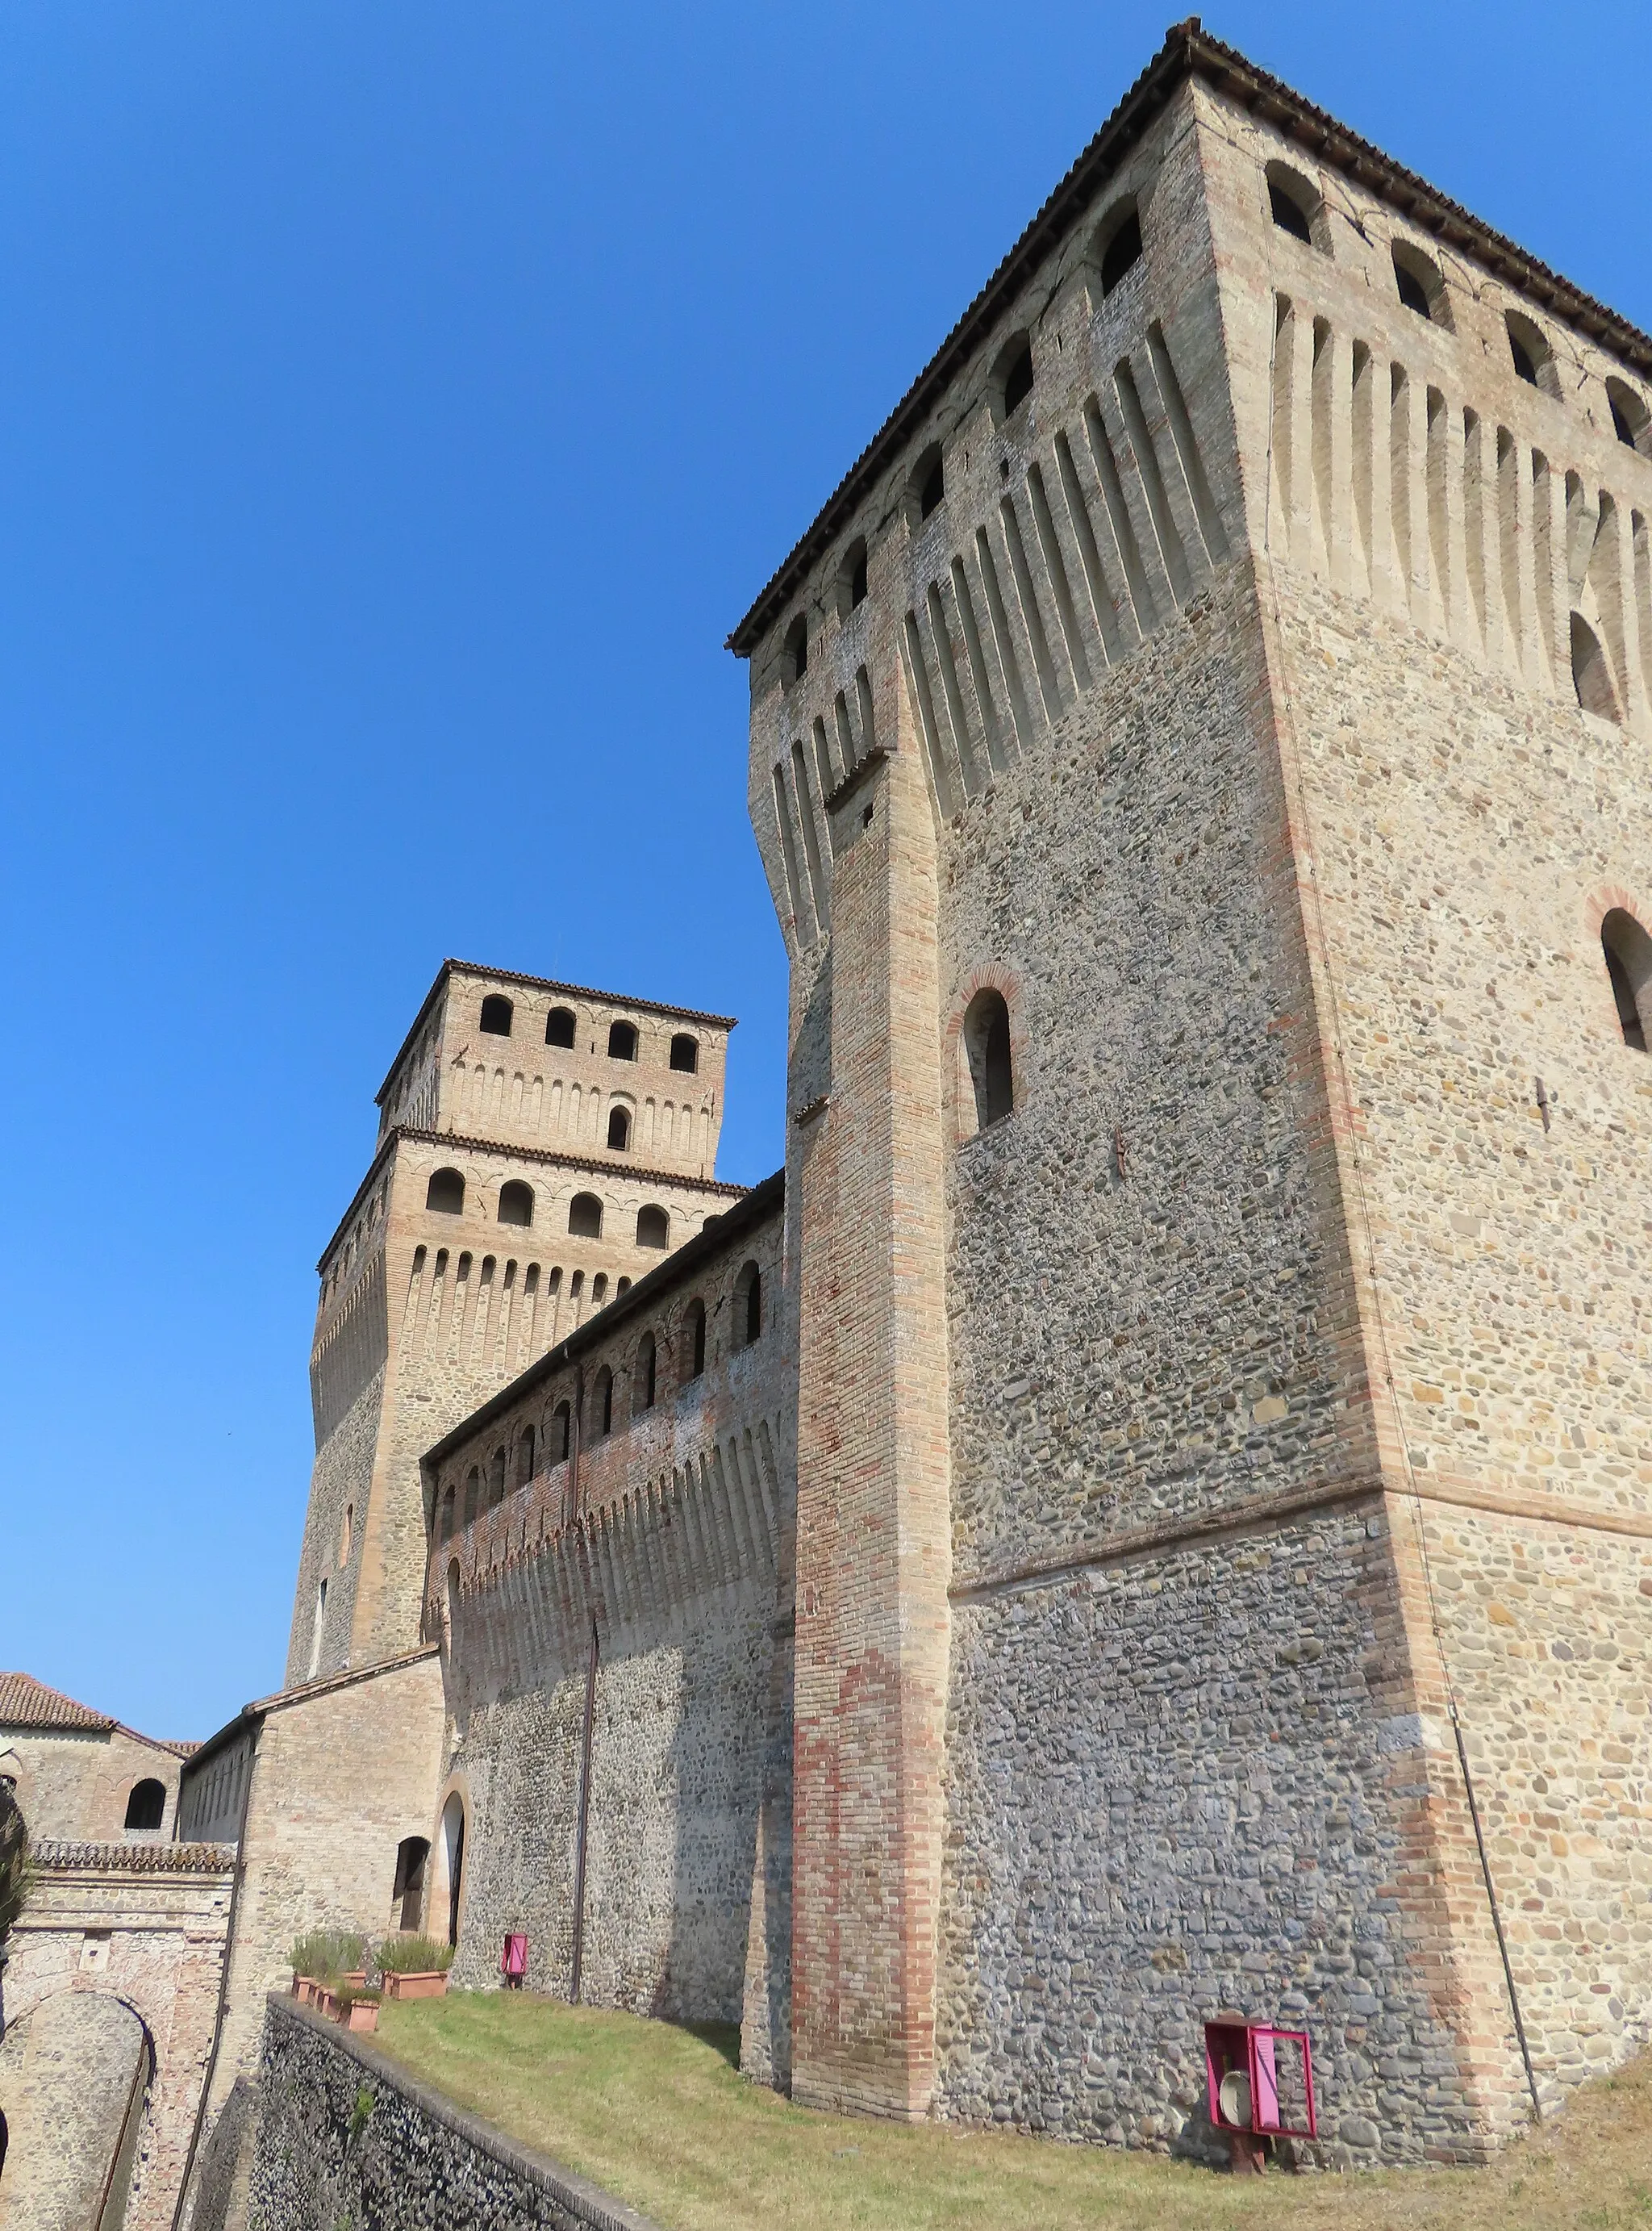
xmin=191 ymin=1651 xmax=446 ymax=2144
xmin=428 ymin=1186 xmax=793 ymax=2075
xmin=0 ymin=1724 xmax=186 ymax=1845
xmin=0 ymin=1840 xmax=236 ymax=2231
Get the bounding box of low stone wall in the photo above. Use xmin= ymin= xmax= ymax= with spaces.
xmin=248 ymin=1995 xmax=661 ymax=2231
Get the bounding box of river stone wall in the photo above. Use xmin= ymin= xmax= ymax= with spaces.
xmin=248 ymin=1995 xmax=661 ymax=2231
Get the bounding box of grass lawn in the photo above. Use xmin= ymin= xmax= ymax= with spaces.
xmin=374 ymin=1992 xmax=1652 ymax=2231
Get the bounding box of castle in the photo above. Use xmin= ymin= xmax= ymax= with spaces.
xmin=6 ymin=22 xmax=1652 ymax=2225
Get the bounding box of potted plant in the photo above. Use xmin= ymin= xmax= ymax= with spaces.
xmin=378 ymin=1933 xmax=456 ymax=2000
xmin=336 ymin=1982 xmax=382 ymax=2034
xmin=290 ymin=1929 xmax=368 ymax=2007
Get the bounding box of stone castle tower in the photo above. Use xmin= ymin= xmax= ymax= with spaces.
xmin=732 ymin=19 xmax=1652 ymax=2153
xmin=286 ymin=959 xmax=740 ymax=1684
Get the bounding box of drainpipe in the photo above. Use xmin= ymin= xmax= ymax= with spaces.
xmin=569 ymin=1616 xmax=599 ymax=2003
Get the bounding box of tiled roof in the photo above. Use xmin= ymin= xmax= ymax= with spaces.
xmin=29 ymin=1839 xmax=237 ymax=1874
xmin=0 ymin=1672 xmax=115 ymax=1734
xmin=0 ymin=1672 xmax=196 ymax=1757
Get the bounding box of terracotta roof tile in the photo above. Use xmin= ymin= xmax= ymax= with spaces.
xmin=0 ymin=1672 xmax=115 ymax=1734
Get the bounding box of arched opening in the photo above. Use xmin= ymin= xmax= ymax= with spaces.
xmin=912 ymin=445 xmax=945 ymax=524
xmin=1507 ymin=310 xmax=1554 ymax=392
xmin=593 ymin=1366 xmax=614 ymax=1439
xmin=123 ymin=1779 xmax=165 ymax=1833
xmin=445 ymin=1558 xmax=461 ymax=1644
xmin=390 ymin=1835 xmax=429 ymax=1932
xmin=607 ymin=1020 xmax=639 ymax=1061
xmin=682 ymin=1299 xmax=707 ymax=1384
xmin=427 ymin=1168 xmax=465 ymax=1215
xmin=551 ymin=1401 xmax=572 ymax=1463
xmin=636 ymin=1204 xmax=670 ymax=1250
xmin=1571 ymin=612 xmax=1621 ymax=723
xmin=1393 ymin=243 xmax=1449 ymax=326
xmin=545 ymin=1005 xmax=576 ymax=1048
xmin=836 ymin=537 xmax=868 ymax=616
xmin=480 ymin=994 xmax=514 ymax=1036
xmin=1266 ymin=165 xmax=1320 ymax=246
xmin=669 ymin=1033 xmax=699 ymax=1074
xmin=440 ymin=1791 xmax=465 ymax=1947
xmin=487 ymin=1448 xmax=507 ymax=1509
xmin=1608 ymin=378 xmax=1650 ymax=454
xmin=569 ymin=1192 xmax=603 ymax=1239
xmin=338 ymin=1503 xmax=353 ymax=1567
xmin=590 ymin=1272 xmax=607 ymax=1310
xmin=607 ymin=1105 xmax=632 ymax=1151
xmin=993 ymin=334 xmax=1034 ymax=423
xmin=1098 ymin=203 xmax=1142 ymax=295
xmin=438 ymin=1483 xmax=455 ymax=1542
xmin=636 ymin=1331 xmax=657 ymax=1412
xmin=783 ymin=613 xmax=808 ymax=683
xmin=962 ymin=988 xmax=1015 ymax=1131
xmin=462 ymin=1466 xmax=481 ymax=1529
xmin=498 ymin=1180 xmax=534 ymax=1227
xmin=735 ymin=1261 xmax=762 ymax=1348
xmin=1602 ymin=909 xmax=1652 ymax=1051
xmin=515 ymin=1426 xmax=536 ymax=1485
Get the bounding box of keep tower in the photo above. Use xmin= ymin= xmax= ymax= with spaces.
xmin=732 ymin=23 xmax=1652 ymax=2160
xmin=286 ymin=959 xmax=740 ymax=1685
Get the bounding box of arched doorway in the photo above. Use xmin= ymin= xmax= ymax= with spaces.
xmin=440 ymin=1793 xmax=465 ymax=1948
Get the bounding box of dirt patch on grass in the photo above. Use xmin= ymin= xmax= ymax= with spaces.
xmin=375 ymin=1995 xmax=1652 ymax=2231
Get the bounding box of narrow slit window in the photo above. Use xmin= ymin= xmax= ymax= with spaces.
xmin=962 ymin=988 xmax=1014 ymax=1130
xmin=636 ymin=1331 xmax=657 ymax=1411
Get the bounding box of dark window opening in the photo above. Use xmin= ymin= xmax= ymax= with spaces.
xmin=918 ymin=450 xmax=945 ymax=520
xmin=569 ymin=1190 xmax=603 ymax=1239
xmin=1603 ymin=910 xmax=1650 ymax=1051
xmin=498 ymin=1180 xmax=534 ymax=1227
xmin=124 ymin=1779 xmax=165 ymax=1832
xmin=1099 ymin=208 xmax=1142 ymax=295
xmin=607 ymin=1105 xmax=632 ymax=1151
xmin=438 ymin=1484 xmax=455 ymax=1542
xmin=962 ymin=988 xmax=1015 ymax=1131
xmin=516 ymin=1427 xmax=536 ymax=1485
xmin=683 ymin=1300 xmax=707 ymax=1384
xmin=1000 ymin=339 xmax=1034 ymax=419
xmin=1511 ymin=335 xmax=1537 ymax=384
xmin=607 ymin=1021 xmax=638 ymax=1061
xmin=636 ymin=1204 xmax=669 ymax=1249
xmin=1394 ymin=257 xmax=1432 ymax=320
xmin=670 ymin=1033 xmax=699 ymax=1074
xmin=462 ymin=1466 xmax=480 ymax=1529
xmin=593 ymin=1367 xmax=614 ymax=1439
xmin=736 ymin=1261 xmax=762 ymax=1348
xmin=443 ymin=1797 xmax=465 ymax=1948
xmin=1269 ymin=179 xmax=1314 ymax=244
xmin=1507 ymin=314 xmax=1550 ymax=390
xmin=487 ymin=1449 xmax=506 ymax=1509
xmin=1608 ymin=380 xmax=1648 ymax=453
xmin=545 ymin=1005 xmax=576 ymax=1048
xmin=427 ymin=1167 xmax=465 ymax=1215
xmin=391 ymin=1836 xmax=429 ymax=1933
xmin=783 ymin=614 xmax=807 ymax=683
xmin=617 ymin=1275 xmax=631 ymax=1294
xmin=848 ymin=541 xmax=869 ymax=609
xmin=636 ymin=1332 xmax=657 ymax=1411
xmin=552 ymin=1401 xmax=572 ymax=1464
xmin=480 ymin=994 xmax=514 ymax=1036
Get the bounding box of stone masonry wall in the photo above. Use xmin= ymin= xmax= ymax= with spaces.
xmin=0 ymin=1841 xmax=236 ymax=2231
xmin=248 ymin=1995 xmax=658 ymax=2231
xmin=430 ymin=1189 xmax=794 ymax=2078
xmin=0 ymin=1724 xmax=186 ymax=1845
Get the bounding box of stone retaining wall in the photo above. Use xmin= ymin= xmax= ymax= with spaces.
xmin=248 ymin=1995 xmax=661 ymax=2231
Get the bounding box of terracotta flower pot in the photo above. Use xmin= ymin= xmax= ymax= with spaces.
xmin=315 ymin=1990 xmax=338 ymax=2020
xmin=384 ymin=1971 xmax=448 ymax=2001
xmin=340 ymin=1970 xmax=367 ymax=1991
xmin=344 ymin=2000 xmax=380 ymax=2034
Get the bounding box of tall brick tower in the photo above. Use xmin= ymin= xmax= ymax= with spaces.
xmin=732 ymin=23 xmax=1652 ymax=2159
xmin=287 ymin=960 xmax=740 ymax=1683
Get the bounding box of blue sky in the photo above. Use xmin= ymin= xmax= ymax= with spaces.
xmin=3 ymin=2 xmax=1647 ymax=1740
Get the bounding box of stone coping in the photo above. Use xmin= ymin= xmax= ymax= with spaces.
xmin=31 ymin=1838 xmax=238 ymax=1874
xmin=266 ymin=1994 xmax=666 ymax=2231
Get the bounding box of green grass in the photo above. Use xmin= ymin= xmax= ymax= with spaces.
xmin=374 ymin=1992 xmax=1652 ymax=2231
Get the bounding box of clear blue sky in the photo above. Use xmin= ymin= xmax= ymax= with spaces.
xmin=3 ymin=2 xmax=1647 ymax=1741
